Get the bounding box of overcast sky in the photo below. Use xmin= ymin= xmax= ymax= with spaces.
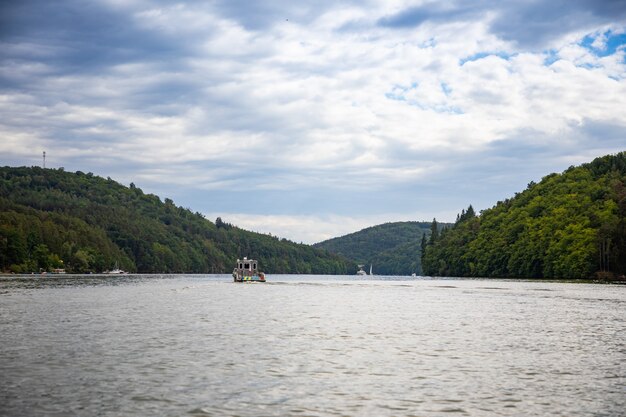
xmin=1 ymin=0 xmax=625 ymax=243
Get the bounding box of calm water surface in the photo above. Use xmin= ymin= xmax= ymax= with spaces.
xmin=1 ymin=275 xmax=624 ymax=416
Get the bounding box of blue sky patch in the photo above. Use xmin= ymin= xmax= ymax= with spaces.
xmin=543 ymin=49 xmax=560 ymax=66
xmin=580 ymin=30 xmax=626 ymax=57
xmin=459 ymin=52 xmax=513 ymax=65
xmin=576 ymin=62 xmax=602 ymax=70
xmin=440 ymin=82 xmax=452 ymax=96
xmin=385 ymin=82 xmax=463 ymax=114
xmin=385 ymin=82 xmax=418 ymax=102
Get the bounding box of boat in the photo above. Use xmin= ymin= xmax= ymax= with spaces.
xmin=105 ymin=268 xmax=127 ymax=275
xmin=233 ymin=257 xmax=266 ymax=282
xmin=356 ymin=264 xmax=367 ymax=275
xmin=369 ymin=264 xmax=373 ymax=276
xmin=41 ymin=268 xmax=66 ymax=275
xmin=104 ymin=262 xmax=128 ymax=275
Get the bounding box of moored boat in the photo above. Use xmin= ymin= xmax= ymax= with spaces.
xmin=233 ymin=257 xmax=266 ymax=282
xmin=41 ymin=268 xmax=66 ymax=275
xmin=104 ymin=262 xmax=128 ymax=275
xmin=104 ymin=268 xmax=127 ymax=275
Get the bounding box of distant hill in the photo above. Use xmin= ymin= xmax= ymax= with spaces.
xmin=422 ymin=152 xmax=626 ymax=280
xmin=314 ymin=221 xmax=449 ymax=275
xmin=0 ymin=166 xmax=351 ymax=274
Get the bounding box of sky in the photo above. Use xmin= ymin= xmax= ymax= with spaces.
xmin=1 ymin=0 xmax=626 ymax=243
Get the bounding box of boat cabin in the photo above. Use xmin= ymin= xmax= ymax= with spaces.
xmin=233 ymin=257 xmax=265 ymax=282
xmin=236 ymin=258 xmax=258 ymax=276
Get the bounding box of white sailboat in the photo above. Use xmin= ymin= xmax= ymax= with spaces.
xmin=104 ymin=262 xmax=128 ymax=275
xmin=369 ymin=265 xmax=373 ymax=276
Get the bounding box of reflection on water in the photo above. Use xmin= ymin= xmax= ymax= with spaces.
xmin=1 ymin=275 xmax=624 ymax=416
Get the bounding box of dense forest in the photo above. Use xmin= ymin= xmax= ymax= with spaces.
xmin=4 ymin=152 xmax=624 ymax=278
xmin=422 ymin=152 xmax=626 ymax=280
xmin=314 ymin=221 xmax=448 ymax=275
xmin=0 ymin=167 xmax=351 ymax=274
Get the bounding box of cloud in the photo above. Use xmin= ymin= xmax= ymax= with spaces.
xmin=211 ymin=0 xmax=332 ymax=30
xmin=378 ymin=2 xmax=482 ymax=29
xmin=1 ymin=1 xmax=188 ymax=75
xmin=1 ymin=0 xmax=625 ymax=241
xmin=379 ymin=0 xmax=626 ymax=49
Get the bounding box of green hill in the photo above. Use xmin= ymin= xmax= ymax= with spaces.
xmin=314 ymin=221 xmax=448 ymax=275
xmin=0 ymin=166 xmax=351 ymax=274
xmin=422 ymin=152 xmax=626 ymax=280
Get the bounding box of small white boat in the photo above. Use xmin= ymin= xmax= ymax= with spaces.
xmin=104 ymin=262 xmax=127 ymax=275
xmin=104 ymin=268 xmax=127 ymax=275
xmin=42 ymin=268 xmax=67 ymax=275
xmin=356 ymin=264 xmax=367 ymax=275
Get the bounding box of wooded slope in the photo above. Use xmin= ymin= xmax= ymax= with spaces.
xmin=315 ymin=221 xmax=445 ymax=275
xmin=422 ymin=152 xmax=626 ymax=279
xmin=0 ymin=167 xmax=351 ymax=274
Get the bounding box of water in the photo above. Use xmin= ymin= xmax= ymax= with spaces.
xmin=1 ymin=275 xmax=624 ymax=416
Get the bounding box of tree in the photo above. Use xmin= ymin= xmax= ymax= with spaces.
xmin=72 ymin=249 xmax=95 ymax=273
xmin=466 ymin=204 xmax=476 ymax=219
xmin=0 ymin=166 xmax=352 ymax=274
xmin=419 ymin=152 xmax=626 ymax=279
xmin=429 ymin=218 xmax=439 ymax=245
xmin=1 ymin=227 xmax=27 ymax=267
xmin=33 ymin=244 xmax=51 ymax=271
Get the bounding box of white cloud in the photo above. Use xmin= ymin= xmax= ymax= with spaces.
xmin=1 ymin=0 xmax=625 ymax=241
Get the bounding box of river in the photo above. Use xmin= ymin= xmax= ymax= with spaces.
xmin=1 ymin=275 xmax=624 ymax=416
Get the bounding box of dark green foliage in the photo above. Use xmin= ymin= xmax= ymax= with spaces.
xmin=314 ymin=221 xmax=448 ymax=275
xmin=429 ymin=218 xmax=439 ymax=245
xmin=422 ymin=152 xmax=626 ymax=279
xmin=0 ymin=166 xmax=350 ymax=274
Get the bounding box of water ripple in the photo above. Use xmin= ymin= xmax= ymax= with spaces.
xmin=0 ymin=275 xmax=624 ymax=417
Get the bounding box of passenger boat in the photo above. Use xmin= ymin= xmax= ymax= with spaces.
xmin=233 ymin=257 xmax=266 ymax=282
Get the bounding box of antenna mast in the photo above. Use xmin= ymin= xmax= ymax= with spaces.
xmin=43 ymin=151 xmax=46 ymax=168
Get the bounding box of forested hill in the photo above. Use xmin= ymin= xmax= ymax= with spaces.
xmin=314 ymin=221 xmax=449 ymax=275
xmin=0 ymin=167 xmax=351 ymax=274
xmin=422 ymin=152 xmax=626 ymax=280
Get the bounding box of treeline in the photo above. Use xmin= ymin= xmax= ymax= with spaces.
xmin=0 ymin=167 xmax=351 ymax=274
xmin=422 ymin=152 xmax=626 ymax=280
xmin=315 ymin=221 xmax=448 ymax=275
